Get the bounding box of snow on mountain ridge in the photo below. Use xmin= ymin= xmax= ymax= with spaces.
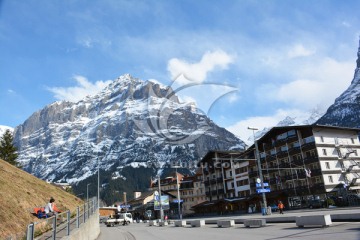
xmin=14 ymin=74 xmax=245 ymax=183
xmin=0 ymin=125 xmax=13 ymax=136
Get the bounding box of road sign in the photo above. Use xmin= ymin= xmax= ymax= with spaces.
xmin=256 ymin=183 xmax=269 ymax=188
xmin=173 ymin=199 xmax=183 ymax=203
xmin=256 ymin=189 xmax=271 ymax=193
xmin=120 ymin=205 xmax=131 ymax=208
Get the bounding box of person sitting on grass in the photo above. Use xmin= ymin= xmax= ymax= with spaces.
xmin=44 ymin=197 xmax=61 ymax=217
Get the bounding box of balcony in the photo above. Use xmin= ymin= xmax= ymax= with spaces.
xmin=291 ymin=159 xmax=304 ymax=166
xmin=303 ymin=156 xmax=318 ymax=164
xmin=310 ymin=168 xmax=322 ymax=176
xmin=278 ymin=162 xmax=290 ymax=168
xmin=288 ymin=146 xmax=301 ymax=155
xmin=287 ymin=134 xmax=298 ymax=142
xmin=301 ymin=137 xmax=316 ymax=151
xmin=275 ymin=136 xmax=287 ymax=146
xmin=277 ymin=150 xmax=288 ymax=159
xmin=249 ymin=171 xmax=258 ymax=178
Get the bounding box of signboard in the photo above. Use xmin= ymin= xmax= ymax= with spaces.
xmin=256 ymin=183 xmax=269 ymax=188
xmin=154 ymin=195 xmax=170 ymax=210
xmin=256 ymin=189 xmax=271 ymax=193
xmin=120 ymin=205 xmax=131 ymax=208
xmin=173 ymin=199 xmax=183 ymax=203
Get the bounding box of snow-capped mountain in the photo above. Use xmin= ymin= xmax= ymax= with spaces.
xmin=0 ymin=125 xmax=13 ymax=136
xmin=13 ymin=74 xmax=245 ymax=183
xmin=316 ymin=40 xmax=360 ymax=128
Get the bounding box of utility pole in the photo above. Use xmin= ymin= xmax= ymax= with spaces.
xmin=248 ymin=127 xmax=268 ymax=214
xmin=157 ymin=176 xmax=164 ymax=220
xmin=175 ymin=166 xmax=182 ymax=220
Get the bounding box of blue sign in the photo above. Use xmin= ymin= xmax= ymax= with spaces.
xmin=256 ymin=183 xmax=269 ymax=188
xmin=256 ymin=189 xmax=271 ymax=193
xmin=173 ymin=199 xmax=183 ymax=203
xmin=120 ymin=205 xmax=131 ymax=208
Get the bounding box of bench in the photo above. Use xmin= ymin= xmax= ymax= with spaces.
xmin=174 ymin=220 xmax=186 ymax=227
xmin=191 ymin=220 xmax=205 ymax=227
xmin=159 ymin=221 xmax=168 ymax=226
xmin=148 ymin=220 xmax=158 ymax=226
xmin=217 ymin=220 xmax=235 ymax=228
xmin=244 ymin=219 xmax=266 ymax=228
xmin=296 ymin=215 xmax=332 ymax=228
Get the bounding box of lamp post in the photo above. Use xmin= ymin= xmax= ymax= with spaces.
xmin=248 ymin=127 xmax=267 ymax=214
xmin=174 ymin=166 xmax=182 ymax=220
xmin=87 ymin=183 xmax=91 ymax=203
xmin=97 ymin=154 xmax=100 ymax=209
xmin=157 ymin=175 xmax=164 ymax=220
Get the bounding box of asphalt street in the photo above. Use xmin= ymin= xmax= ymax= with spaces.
xmin=97 ymin=208 xmax=360 ymax=240
xmin=97 ymin=221 xmax=360 ymax=240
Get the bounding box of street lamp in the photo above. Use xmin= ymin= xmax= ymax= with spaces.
xmin=248 ymin=127 xmax=268 ymax=214
xmin=174 ymin=166 xmax=182 ymax=220
xmin=97 ymin=154 xmax=100 ymax=209
xmin=87 ymin=183 xmax=91 ymax=203
xmin=157 ymin=175 xmax=164 ymax=221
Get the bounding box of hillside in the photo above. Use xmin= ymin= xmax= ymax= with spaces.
xmin=0 ymin=159 xmax=83 ymax=239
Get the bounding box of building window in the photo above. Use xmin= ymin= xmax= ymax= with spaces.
xmin=325 ymin=162 xmax=330 ymax=169
xmin=322 ymin=149 xmax=327 ymax=156
xmin=351 ymin=138 xmax=355 ymax=144
xmin=328 ymin=176 xmax=333 ymax=183
xmin=315 ymin=177 xmax=321 ymax=183
xmin=321 ymin=136 xmax=324 ymax=142
xmin=354 ymin=150 xmax=358 ymax=156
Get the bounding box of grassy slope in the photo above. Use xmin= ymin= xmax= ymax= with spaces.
xmin=0 ymin=159 xmax=83 ymax=238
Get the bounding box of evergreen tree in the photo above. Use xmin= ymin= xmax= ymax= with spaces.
xmin=0 ymin=129 xmax=20 ymax=167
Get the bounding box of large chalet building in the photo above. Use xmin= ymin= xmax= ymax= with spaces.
xmin=194 ymin=124 xmax=360 ymax=214
xmin=126 ymin=124 xmax=360 ymax=217
xmin=251 ymin=125 xmax=360 ymax=207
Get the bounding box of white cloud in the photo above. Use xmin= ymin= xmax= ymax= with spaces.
xmin=48 ymin=75 xmax=112 ymax=102
xmin=342 ymin=21 xmax=351 ymax=27
xmin=287 ymin=44 xmax=315 ymax=59
xmin=257 ymin=57 xmax=354 ymax=109
xmin=226 ymin=108 xmax=310 ymax=144
xmin=167 ymin=50 xmax=234 ymax=85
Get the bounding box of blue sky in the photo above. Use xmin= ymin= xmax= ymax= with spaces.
xmin=1 ymin=0 xmax=360 ymax=141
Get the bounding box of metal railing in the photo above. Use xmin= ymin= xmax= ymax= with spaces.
xmin=26 ymin=198 xmax=98 ymax=240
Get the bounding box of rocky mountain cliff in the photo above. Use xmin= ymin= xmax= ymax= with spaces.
xmin=316 ymin=40 xmax=360 ymax=128
xmin=13 ymin=74 xmax=245 ymax=183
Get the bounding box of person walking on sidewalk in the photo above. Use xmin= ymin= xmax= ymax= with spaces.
xmin=278 ymin=201 xmax=284 ymax=214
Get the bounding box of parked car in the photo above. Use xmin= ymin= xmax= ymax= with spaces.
xmin=307 ymin=199 xmax=325 ymax=209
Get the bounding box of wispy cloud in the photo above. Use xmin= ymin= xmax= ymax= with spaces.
xmin=256 ymin=57 xmax=354 ymax=109
xmin=7 ymin=89 xmax=15 ymax=94
xmin=48 ymin=75 xmax=111 ymax=102
xmin=287 ymin=44 xmax=315 ymax=59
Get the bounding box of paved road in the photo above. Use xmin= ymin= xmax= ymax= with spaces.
xmin=97 ymin=222 xmax=360 ymax=240
xmin=97 ymin=208 xmax=360 ymax=240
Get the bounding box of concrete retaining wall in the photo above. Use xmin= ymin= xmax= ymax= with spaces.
xmin=60 ymin=211 xmax=100 ymax=240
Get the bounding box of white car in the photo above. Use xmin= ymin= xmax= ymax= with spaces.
xmin=105 ymin=213 xmax=133 ymax=227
